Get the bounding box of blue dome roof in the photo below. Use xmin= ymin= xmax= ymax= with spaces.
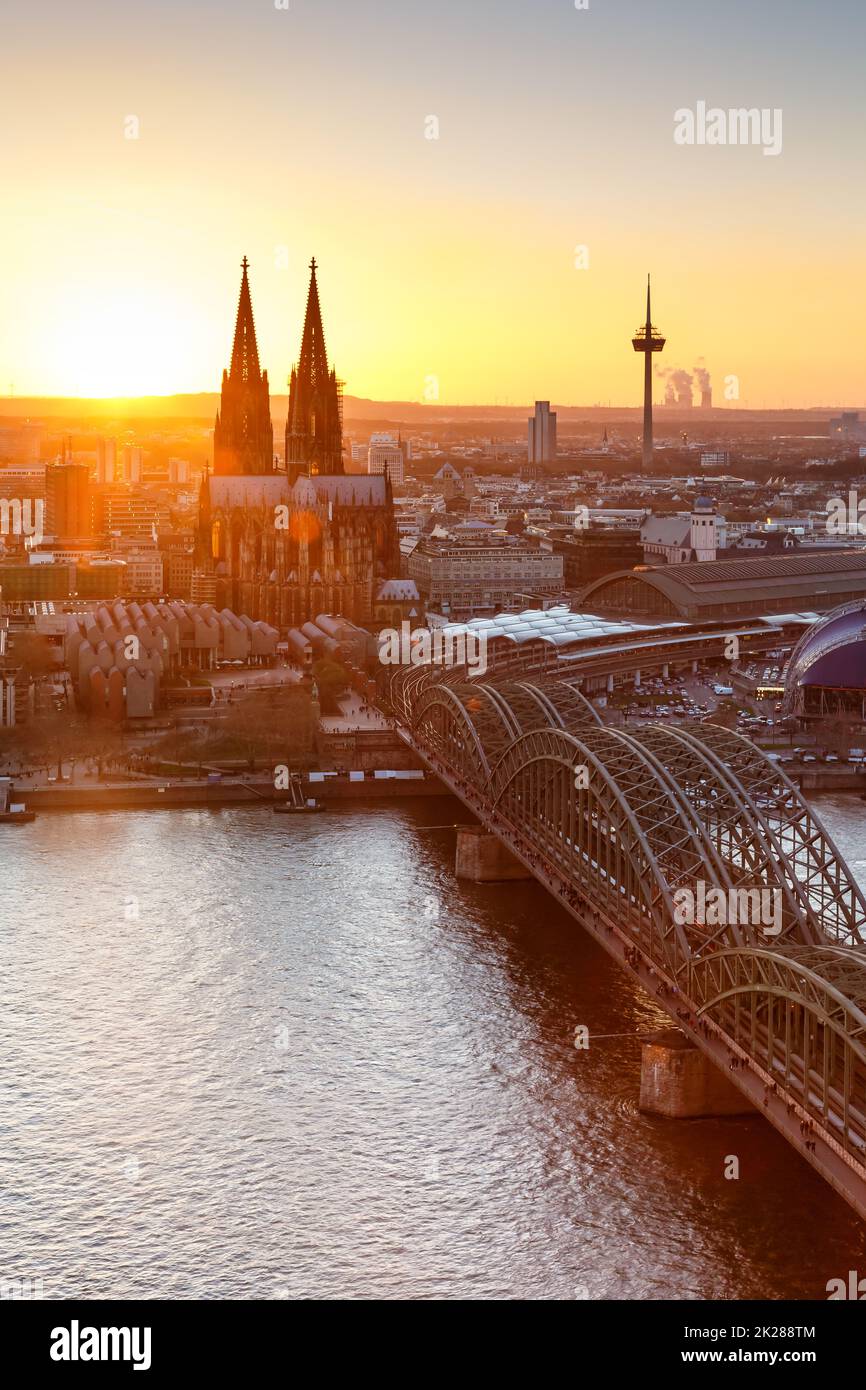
xmin=786 ymin=602 xmax=866 ymax=692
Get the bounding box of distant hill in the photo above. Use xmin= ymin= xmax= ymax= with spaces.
xmin=0 ymin=394 xmax=860 ymax=426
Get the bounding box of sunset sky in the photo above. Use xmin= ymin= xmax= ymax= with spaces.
xmin=2 ymin=0 xmax=864 ymax=407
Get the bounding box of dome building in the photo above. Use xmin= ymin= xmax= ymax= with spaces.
xmin=783 ymin=600 xmax=866 ymax=726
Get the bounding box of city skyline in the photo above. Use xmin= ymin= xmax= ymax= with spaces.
xmin=8 ymin=0 xmax=866 ymax=1333
xmin=3 ymin=251 xmax=865 ymax=416
xmin=2 ymin=0 xmax=865 ymax=407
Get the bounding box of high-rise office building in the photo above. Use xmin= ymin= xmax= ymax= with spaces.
xmin=95 ymin=487 xmax=169 ymax=540
xmin=96 ymin=437 xmax=117 ymax=484
xmin=122 ymin=446 xmax=144 ymax=483
xmin=45 ymin=463 xmax=91 ymax=538
xmin=0 ymin=465 xmax=46 ymax=508
xmin=527 ymin=401 xmax=557 ymax=467
xmin=367 ymin=433 xmax=405 ymax=485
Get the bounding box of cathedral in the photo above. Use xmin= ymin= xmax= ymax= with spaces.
xmin=197 ymin=257 xmax=399 ymax=629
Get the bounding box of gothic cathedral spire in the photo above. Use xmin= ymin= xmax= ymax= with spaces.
xmin=213 ymin=257 xmax=274 ymax=476
xmin=285 ymin=258 xmax=344 ymax=482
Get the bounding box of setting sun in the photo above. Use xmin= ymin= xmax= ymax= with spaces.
xmin=44 ymin=285 xmax=195 ymax=398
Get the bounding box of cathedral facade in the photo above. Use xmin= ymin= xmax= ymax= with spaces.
xmin=197 ymin=257 xmax=399 ymax=628
xmin=200 ymin=471 xmax=398 ymax=628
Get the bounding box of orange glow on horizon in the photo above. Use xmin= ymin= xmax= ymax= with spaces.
xmin=2 ymin=6 xmax=865 ymax=410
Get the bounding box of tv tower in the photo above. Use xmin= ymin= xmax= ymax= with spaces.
xmin=632 ymin=275 xmax=665 ymax=469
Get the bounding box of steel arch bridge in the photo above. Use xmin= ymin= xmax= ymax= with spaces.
xmin=381 ymin=662 xmax=866 ymax=1220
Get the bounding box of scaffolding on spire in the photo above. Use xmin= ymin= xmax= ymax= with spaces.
xmin=285 ymin=258 xmax=344 ymax=481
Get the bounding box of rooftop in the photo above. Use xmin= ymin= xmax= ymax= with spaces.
xmin=582 ymin=552 xmax=866 ymax=619
xmin=438 ymin=604 xmax=687 ymax=648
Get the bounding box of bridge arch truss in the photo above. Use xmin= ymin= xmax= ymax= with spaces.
xmin=382 ymin=663 xmax=866 ymax=1207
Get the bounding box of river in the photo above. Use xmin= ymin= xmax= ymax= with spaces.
xmin=2 ymin=794 xmax=865 ymax=1299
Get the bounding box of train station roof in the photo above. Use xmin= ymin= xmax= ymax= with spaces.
xmin=439 ymin=606 xmax=688 ymax=648
xmin=580 ymin=552 xmax=866 ymax=621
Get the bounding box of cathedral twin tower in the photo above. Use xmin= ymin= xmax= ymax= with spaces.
xmin=213 ymin=255 xmax=344 ymax=480
xmin=200 ymin=256 xmax=400 ymax=630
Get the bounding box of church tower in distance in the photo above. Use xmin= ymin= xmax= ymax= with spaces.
xmin=285 ymin=258 xmax=344 ymax=482
xmin=213 ymin=257 xmax=274 ymax=476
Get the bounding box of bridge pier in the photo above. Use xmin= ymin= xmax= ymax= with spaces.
xmin=639 ymin=1028 xmax=755 ymax=1118
xmin=455 ymin=826 xmax=533 ymax=882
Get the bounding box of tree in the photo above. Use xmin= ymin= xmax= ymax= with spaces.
xmin=312 ymin=658 xmax=349 ymax=714
xmin=203 ymin=687 xmax=315 ymax=766
xmin=1 ymin=711 xmax=94 ymax=779
xmin=0 ymin=721 xmax=42 ymax=773
xmin=84 ymin=721 xmax=124 ymax=779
